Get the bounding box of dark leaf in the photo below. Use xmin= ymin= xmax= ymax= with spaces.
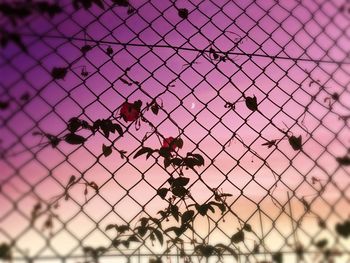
xmin=51 ymin=67 xmax=67 ymax=80
xmin=181 ymin=210 xmax=194 ymax=224
xmin=272 ymin=252 xmax=283 ymax=263
xmin=178 ymin=8 xmax=188 ymax=19
xmin=159 ymin=147 xmax=171 ymax=158
xmin=116 ymin=224 xmax=129 ymax=233
xmin=64 ymin=133 xmax=86 ymax=144
xmin=288 ymin=135 xmax=302 ymax=151
xmin=175 ymin=138 xmax=184 ymax=149
xmin=231 ymin=230 xmax=244 ymax=243
xmin=152 ymin=228 xmax=164 ymax=245
xmin=296 ymin=244 xmax=305 ymax=260
xmin=134 ymin=147 xmax=153 ymax=159
xmin=172 ymin=177 xmax=190 ymax=187
xmin=164 ymin=157 xmax=171 ymax=168
xmin=336 ymin=156 xmax=350 ymax=166
xmin=262 ymin=140 xmax=276 ymax=148
xmin=183 ymin=157 xmax=196 ymax=169
xmin=118 ymin=150 xmax=127 ymax=159
xmin=112 ymin=238 xmax=120 ymax=247
xmin=213 ymin=53 xmax=219 ymax=60
xmin=207 ymin=204 xmax=215 ymax=213
xmin=127 ymin=234 xmax=140 ymax=243
xmin=106 ymin=46 xmax=113 ymax=55
xmin=318 ymin=218 xmax=326 ymax=229
xmin=82 ymin=120 xmax=91 ymax=130
xmin=149 ymin=217 xmax=161 ymax=228
xmin=127 ymin=5 xmax=135 ymax=14
xmin=93 ymin=0 xmax=105 ymax=9
xmin=67 ymin=175 xmax=76 ymax=186
xmin=89 ymin=181 xmax=99 ymax=193
xmin=187 ymin=153 xmax=205 ymax=166
xmin=80 ymin=45 xmax=92 ymax=54
xmin=137 ymin=226 xmax=147 ymax=237
xmin=172 ymin=186 xmax=188 ymax=198
xmin=73 ymin=0 xmax=104 ymax=9
xmin=81 ymin=68 xmax=89 ymax=77
xmin=151 ymin=103 xmax=159 ymax=115
xmin=92 ymin=119 xmax=101 ymax=132
xmin=99 ymin=120 xmax=110 ymax=138
xmin=95 ymin=119 xmax=122 ymax=138
xmin=243 ymin=223 xmax=252 ymax=232
xmin=102 ymin=144 xmax=112 ymax=157
xmin=0 ymin=243 xmax=11 ymax=260
xmin=45 ymin=133 xmax=61 ymax=148
xmin=209 ymin=202 xmax=226 ymax=213
xmin=170 ymin=205 xmax=179 ymax=221
xmin=105 ymin=224 xmax=116 ymax=231
xmin=67 ymin=117 xmax=81 ymax=133
xmin=0 ymin=101 xmax=10 ymax=110
xmin=149 ymin=258 xmax=163 ymax=263
xmin=164 ymin=226 xmax=178 ymax=234
xmin=195 ymin=245 xmax=215 ymax=258
xmin=171 ymin=158 xmax=183 ymax=166
xmin=8 ymin=32 xmax=27 ymax=52
xmin=335 ymin=220 xmax=350 ymax=238
xmin=133 ymin=100 xmax=142 ymax=110
xmin=167 ymin=177 xmax=174 ymax=185
xmin=315 ymin=239 xmax=328 ymax=249
xmin=140 ymin=217 xmax=148 ymax=228
xmin=332 ymin=92 xmax=339 ymax=101
xmin=113 ymin=0 xmax=129 ymax=7
xmin=174 ymin=227 xmax=186 ymax=237
xmin=113 ymin=123 xmax=123 ymax=137
xmin=157 ymin=188 xmax=168 ymax=199
xmin=245 ymin=95 xmax=258 ymax=111
xmin=196 ymin=204 xmax=209 ymax=216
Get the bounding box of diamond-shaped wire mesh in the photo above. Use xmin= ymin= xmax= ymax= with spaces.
xmin=1 ymin=0 xmax=350 ymax=262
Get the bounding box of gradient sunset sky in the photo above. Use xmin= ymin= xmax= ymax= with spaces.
xmin=1 ymin=0 xmax=350 ymax=262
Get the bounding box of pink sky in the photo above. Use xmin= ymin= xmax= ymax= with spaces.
xmin=1 ymin=0 xmax=350 ymax=261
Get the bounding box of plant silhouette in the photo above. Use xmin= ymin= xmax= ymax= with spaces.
xmin=0 ymin=1 xmax=349 ymax=263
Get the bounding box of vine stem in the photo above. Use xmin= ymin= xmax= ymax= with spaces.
xmin=206 ymin=215 xmax=210 ymax=244
xmin=287 ymin=192 xmax=300 ymax=247
xmin=258 ymin=208 xmax=268 ymax=262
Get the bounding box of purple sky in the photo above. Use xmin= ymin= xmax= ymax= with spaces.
xmin=1 ymin=0 xmax=350 ymax=260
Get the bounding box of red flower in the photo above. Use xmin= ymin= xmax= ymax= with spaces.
xmin=162 ymin=137 xmax=177 ymax=151
xmin=119 ymin=102 xmax=140 ymax=122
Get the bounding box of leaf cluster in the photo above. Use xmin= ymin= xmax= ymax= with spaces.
xmin=335 ymin=219 xmax=350 ymax=238
xmin=194 ymin=243 xmax=237 ymax=259
xmin=0 ymin=2 xmax=62 ymax=24
xmin=0 ymin=30 xmax=27 ymax=52
xmin=108 ymin=217 xmax=164 ymax=248
xmin=157 ymin=176 xmax=191 ymax=200
xmin=72 ymin=0 xmax=104 ymax=10
xmin=231 ymin=224 xmax=253 ymax=244
xmin=0 ymin=243 xmax=11 ymax=260
xmin=336 ymin=155 xmax=350 ymax=165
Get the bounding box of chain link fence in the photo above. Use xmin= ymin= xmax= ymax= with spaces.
xmin=1 ymin=0 xmax=350 ymax=262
